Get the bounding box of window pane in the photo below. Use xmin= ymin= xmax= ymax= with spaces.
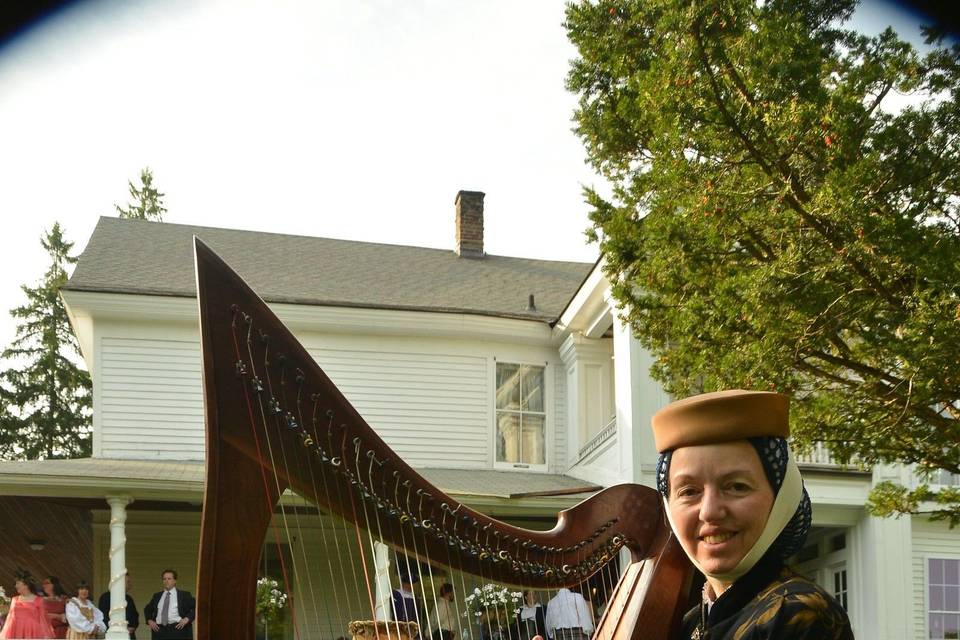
xmin=946 ymin=614 xmax=960 ymax=639
xmin=947 ymin=560 xmax=960 ymax=585
xmin=933 ymin=559 xmax=945 ymax=585
xmin=520 ymin=415 xmax=546 ymax=465
xmin=496 ymin=363 xmax=521 ymax=410
xmin=947 ymin=586 xmax=960 ymax=613
xmin=933 ymin=586 xmax=945 ymax=612
xmin=932 ymin=613 xmax=945 ymax=639
xmin=497 ymin=412 xmax=521 ymax=463
xmin=520 ymin=365 xmax=544 ymax=412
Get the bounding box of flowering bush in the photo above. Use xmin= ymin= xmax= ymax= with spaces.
xmin=463 ymin=584 xmax=522 ymax=622
xmin=255 ymin=577 xmax=288 ymax=626
xmin=0 ymin=586 xmax=9 ymax=615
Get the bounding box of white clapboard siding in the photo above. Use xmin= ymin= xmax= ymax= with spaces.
xmin=308 ymin=348 xmax=489 ymax=468
xmin=100 ymin=337 xmax=205 ymax=459
xmin=911 ymin=517 xmax=960 ymax=639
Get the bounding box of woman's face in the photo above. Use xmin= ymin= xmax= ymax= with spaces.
xmin=667 ymin=441 xmax=775 ymax=578
xmin=77 ymin=587 xmax=89 ymax=600
xmin=41 ymin=580 xmax=54 ymax=597
xmin=14 ymin=580 xmax=30 ymax=596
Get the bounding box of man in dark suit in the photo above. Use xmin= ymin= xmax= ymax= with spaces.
xmin=144 ymin=569 xmax=195 ymax=640
xmin=98 ymin=573 xmax=139 ymax=639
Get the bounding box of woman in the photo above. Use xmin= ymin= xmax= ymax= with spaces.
xmin=42 ymin=576 xmax=69 ymax=639
xmin=652 ymin=390 xmax=853 ymax=639
xmin=64 ymin=581 xmax=105 ymax=640
xmin=0 ymin=571 xmax=57 ymax=639
xmin=512 ymin=590 xmax=546 ymax=640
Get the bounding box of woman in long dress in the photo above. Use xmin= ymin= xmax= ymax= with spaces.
xmin=64 ymin=582 xmax=105 ymax=640
xmin=42 ymin=576 xmax=70 ymax=639
xmin=0 ymin=572 xmax=57 ymax=639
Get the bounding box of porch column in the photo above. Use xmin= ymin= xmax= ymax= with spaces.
xmin=610 ymin=311 xmax=670 ymax=487
xmin=105 ymin=495 xmax=134 ymax=640
xmin=373 ymin=541 xmax=393 ymax=621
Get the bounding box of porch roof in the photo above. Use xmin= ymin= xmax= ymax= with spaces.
xmin=0 ymin=458 xmax=601 ymax=513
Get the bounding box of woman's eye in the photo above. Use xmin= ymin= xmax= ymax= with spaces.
xmin=727 ymin=482 xmax=751 ymax=492
xmin=675 ymin=486 xmax=699 ymax=499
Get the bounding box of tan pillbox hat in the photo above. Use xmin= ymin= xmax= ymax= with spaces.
xmin=651 ymin=389 xmax=789 ymax=453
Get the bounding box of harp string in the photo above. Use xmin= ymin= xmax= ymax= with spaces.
xmin=231 ymin=313 xmax=300 ymax=640
xmin=257 ymin=335 xmax=308 ymax=640
xmin=401 ymin=483 xmax=435 ymax=640
xmin=270 ymin=362 xmax=322 ymax=636
xmin=310 ymin=404 xmax=360 ymax=636
xmin=301 ymin=394 xmax=343 ymax=640
xmin=363 ymin=456 xmax=396 ymax=640
xmin=350 ymin=438 xmax=386 ymax=639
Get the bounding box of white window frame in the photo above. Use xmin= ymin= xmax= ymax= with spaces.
xmin=492 ymin=359 xmax=550 ymax=472
xmin=925 ymin=554 xmax=960 ymax=640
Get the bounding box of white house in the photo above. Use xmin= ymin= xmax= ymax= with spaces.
xmin=0 ymin=190 xmax=955 ymax=639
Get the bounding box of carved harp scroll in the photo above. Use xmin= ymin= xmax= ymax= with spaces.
xmin=193 ymin=238 xmax=693 ymax=640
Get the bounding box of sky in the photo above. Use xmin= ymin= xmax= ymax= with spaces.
xmin=0 ymin=0 xmax=944 ymax=352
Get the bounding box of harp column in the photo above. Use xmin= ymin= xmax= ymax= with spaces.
xmin=105 ymin=495 xmax=134 ymax=640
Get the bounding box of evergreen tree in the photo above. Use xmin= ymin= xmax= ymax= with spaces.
xmin=115 ymin=167 xmax=166 ymax=221
xmin=566 ymin=0 xmax=960 ymax=523
xmin=0 ymin=224 xmax=92 ymax=459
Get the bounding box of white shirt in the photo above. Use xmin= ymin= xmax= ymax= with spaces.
xmin=544 ymin=589 xmax=594 ymax=637
xmin=157 ymin=588 xmax=182 ymax=624
xmin=65 ymin=598 xmax=106 ymax=634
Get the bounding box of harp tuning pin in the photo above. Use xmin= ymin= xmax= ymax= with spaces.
xmin=326 ymin=409 xmax=335 ymax=418
xmin=230 ymin=304 xmax=239 ymax=313
xmin=286 ymin=414 xmax=298 ymax=430
xmin=235 ymin=360 xmax=248 ymax=376
xmin=259 ymin=331 xmax=269 ymax=343
xmin=498 ymin=550 xmax=509 ymax=560
xmin=243 ymin=313 xmax=252 ymax=325
xmin=479 ymin=552 xmax=489 ymax=560
xmin=301 ymin=432 xmax=314 ymax=447
xmin=296 ymin=371 xmax=305 ymax=384
xmin=277 ymin=354 xmax=286 ymax=366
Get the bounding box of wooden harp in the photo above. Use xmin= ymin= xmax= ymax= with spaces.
xmin=193 ymin=238 xmax=693 ymax=640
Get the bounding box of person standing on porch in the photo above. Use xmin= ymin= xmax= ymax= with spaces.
xmin=144 ymin=570 xmax=194 ymax=640
xmin=0 ymin=571 xmax=57 ymax=639
xmin=98 ymin=574 xmax=139 ymax=639
xmin=64 ymin=581 xmax=106 ymax=640
xmin=544 ymin=587 xmax=593 ymax=640
xmin=42 ymin=576 xmax=69 ymax=639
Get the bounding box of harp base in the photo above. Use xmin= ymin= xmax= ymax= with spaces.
xmin=348 ymin=620 xmax=420 ymax=640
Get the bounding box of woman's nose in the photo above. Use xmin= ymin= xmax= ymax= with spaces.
xmin=699 ymin=486 xmax=727 ymax=522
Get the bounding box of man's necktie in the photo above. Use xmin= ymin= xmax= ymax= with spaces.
xmin=160 ymin=591 xmax=170 ymax=625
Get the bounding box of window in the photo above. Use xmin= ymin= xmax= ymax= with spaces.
xmin=929 ymin=558 xmax=960 ymax=639
xmin=832 ymin=567 xmax=848 ymax=611
xmin=495 ymin=362 xmax=546 ymax=467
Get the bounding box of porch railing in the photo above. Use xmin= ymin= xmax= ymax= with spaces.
xmin=793 ymin=441 xmax=866 ymax=472
xmin=577 ymin=416 xmax=618 ymax=460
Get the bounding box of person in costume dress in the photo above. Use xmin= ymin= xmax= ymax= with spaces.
xmin=42 ymin=576 xmax=69 ymax=639
xmin=652 ymin=390 xmax=854 ymax=639
xmin=0 ymin=571 xmax=57 ymax=639
xmin=64 ymin=581 xmax=106 ymax=640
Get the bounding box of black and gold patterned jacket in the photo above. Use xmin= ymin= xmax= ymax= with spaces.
xmin=680 ymin=558 xmax=854 ymax=639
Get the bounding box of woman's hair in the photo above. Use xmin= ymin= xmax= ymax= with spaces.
xmin=656 ymin=436 xmax=812 ymax=561
xmin=75 ymin=580 xmax=91 ymax=593
xmin=439 ymin=583 xmax=453 ymax=597
xmin=44 ymin=576 xmax=68 ymax=597
xmin=14 ymin=569 xmax=37 ymax=593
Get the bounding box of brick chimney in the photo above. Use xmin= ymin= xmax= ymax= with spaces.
xmin=455 ymin=190 xmax=485 ymax=257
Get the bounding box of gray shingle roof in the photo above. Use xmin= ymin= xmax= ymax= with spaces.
xmin=65 ymin=217 xmax=593 ymax=322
